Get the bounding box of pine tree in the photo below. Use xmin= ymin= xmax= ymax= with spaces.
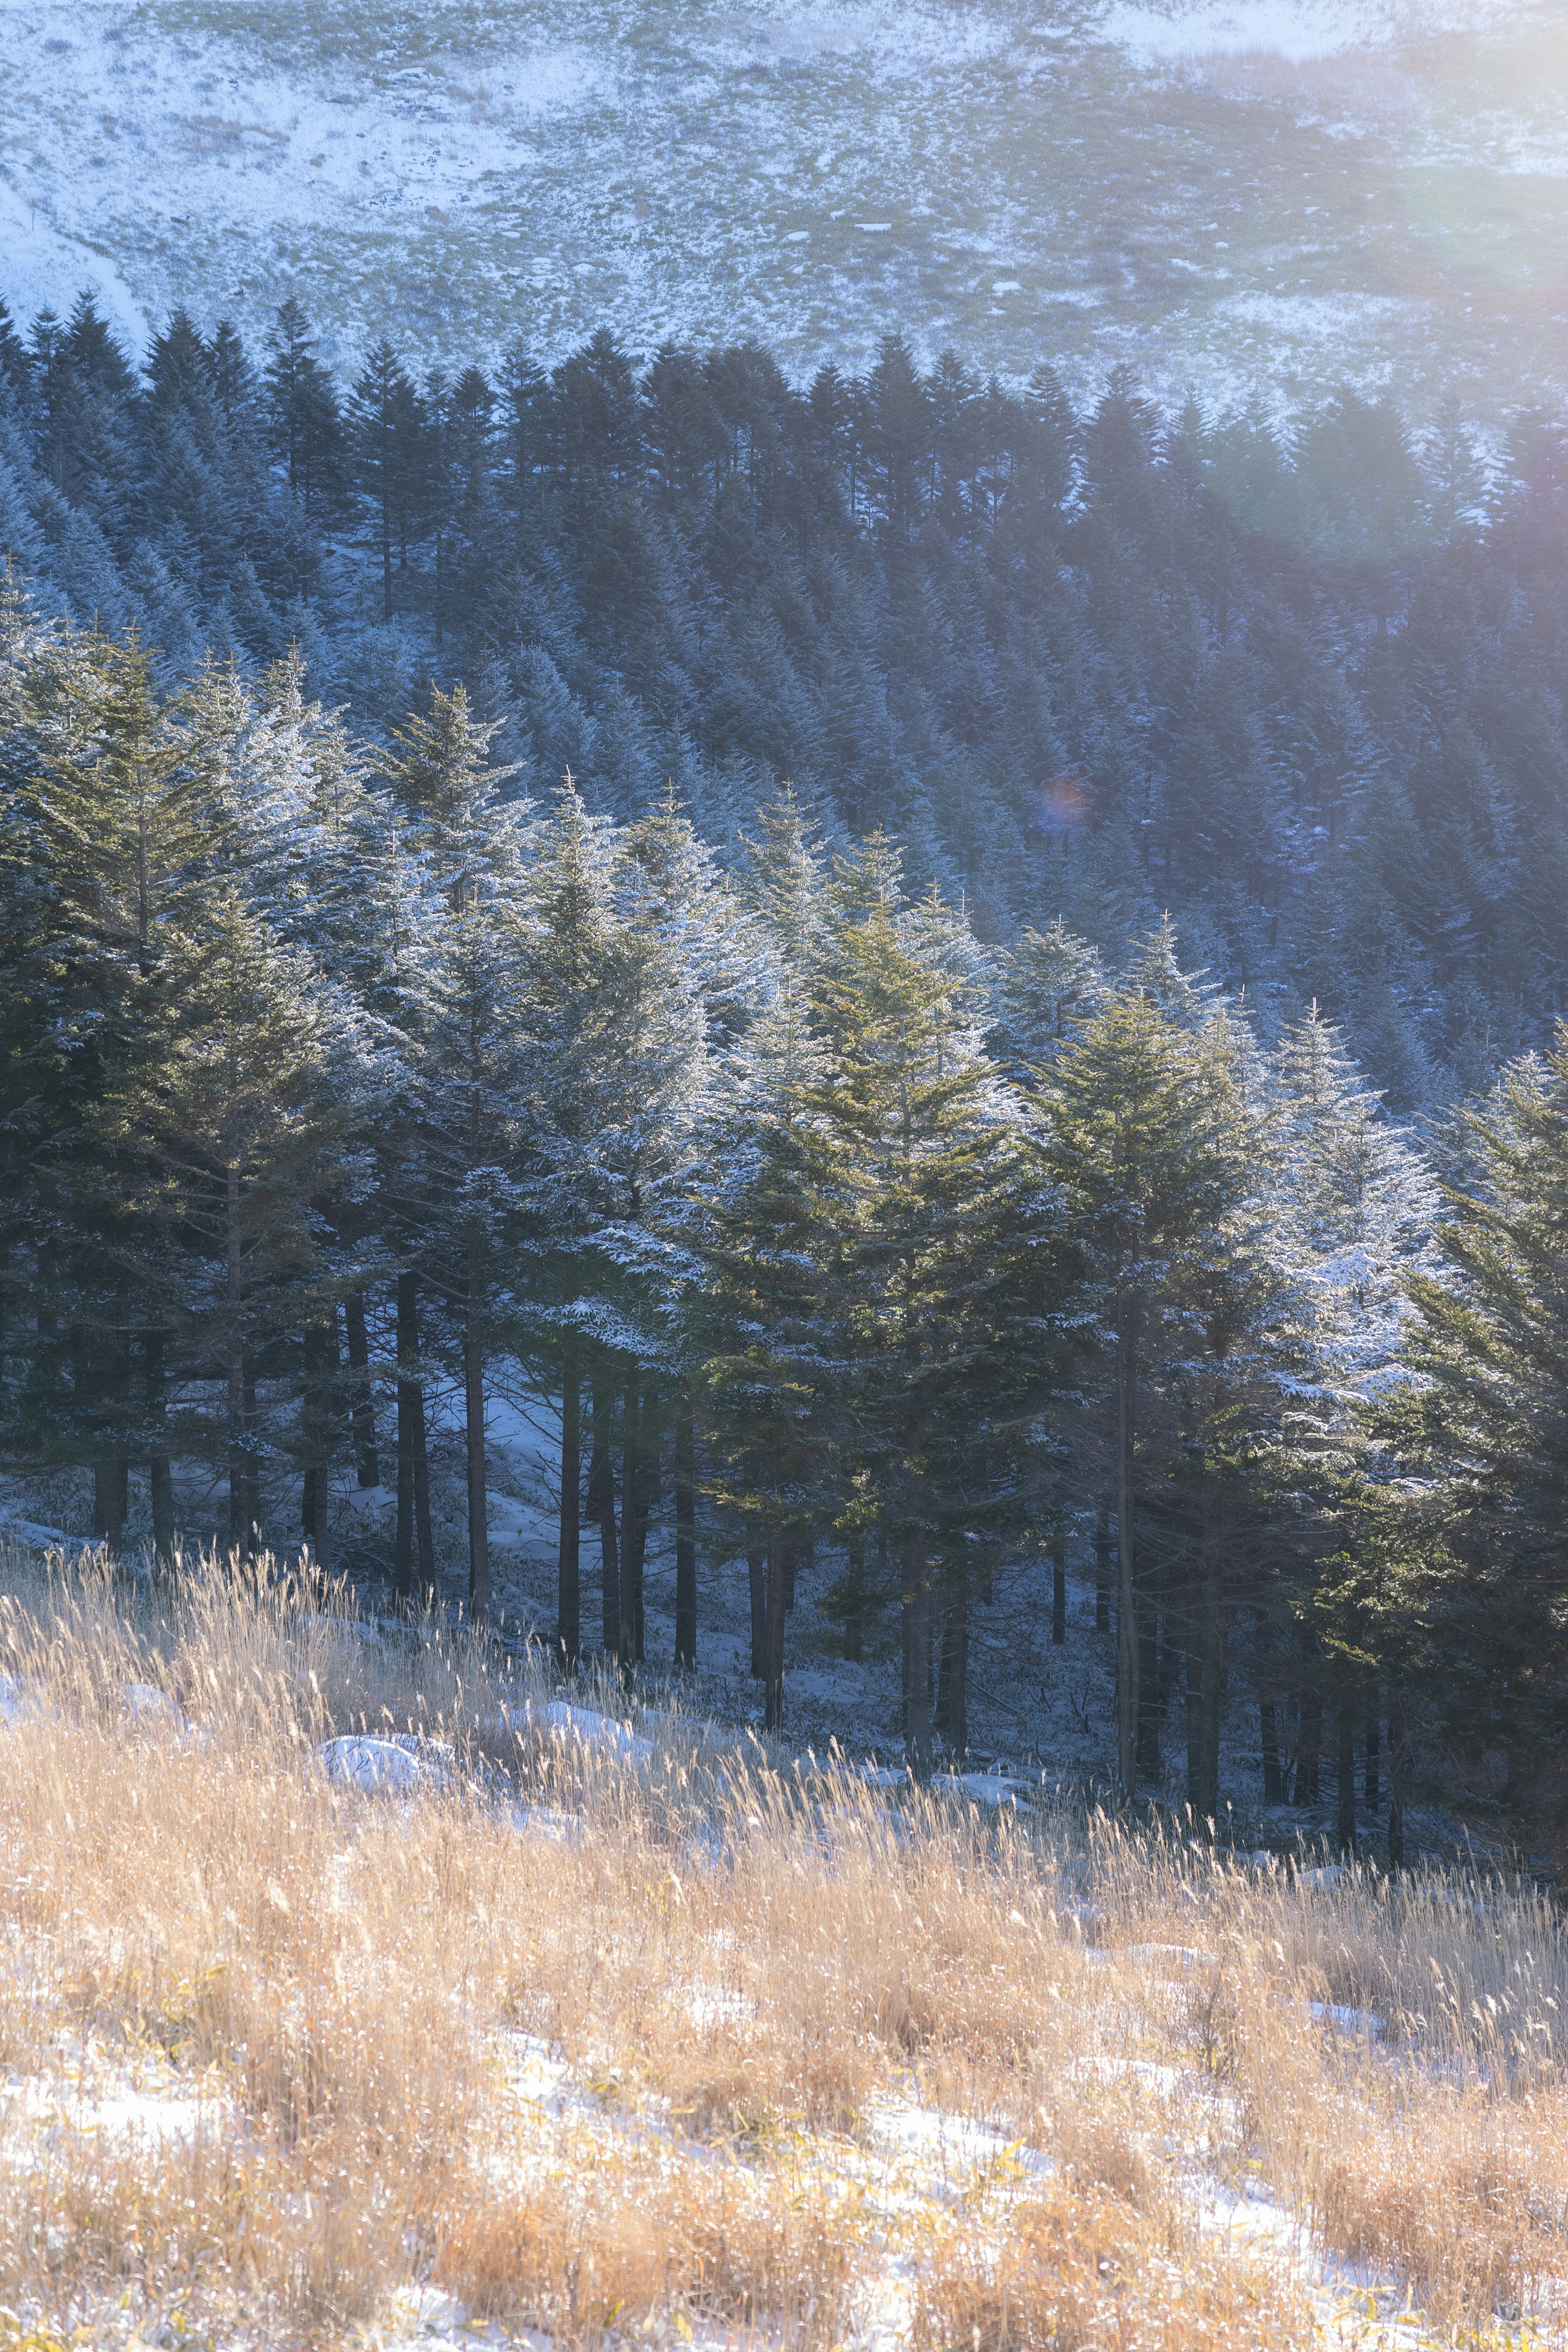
xmin=992 ymin=916 xmax=1107 ymax=1075
xmin=518 ymin=779 xmax=656 ymax=1662
xmin=693 ymin=980 xmax=841 ymax=1730
xmin=807 ymin=853 xmax=1065 ymax=1771
xmin=91 ymin=888 xmax=376 ymax=1555
xmin=208 ymin=320 xmax=256 ymax=433
xmin=0 ymin=302 xmax=33 ymax=409
xmin=146 ymin=311 xmax=215 ymax=416
xmin=1379 ymin=1027 xmax=1568 ymax=1829
xmin=1036 ymin=942 xmax=1257 ymax=1797
xmin=0 ymin=622 xmax=214 ymax=1524
xmin=379 ymin=685 xmax=526 ymax=1621
xmin=349 ymin=341 xmax=428 ymax=622
xmin=264 ymin=299 xmax=344 ymax=520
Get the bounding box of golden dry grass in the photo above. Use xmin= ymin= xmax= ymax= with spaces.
xmin=0 ymin=1548 xmax=1567 ymax=2349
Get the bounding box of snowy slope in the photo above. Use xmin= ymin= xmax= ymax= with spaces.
xmin=0 ymin=0 xmax=1564 ymax=412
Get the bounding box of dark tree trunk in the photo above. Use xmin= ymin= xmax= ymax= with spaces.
xmin=764 ymin=1538 xmax=788 ymax=1730
xmin=1297 ymin=1678 xmax=1323 ymax=1807
xmin=301 ymin=1321 xmax=331 ymax=1575
xmin=242 ymin=1357 xmax=261 ymax=1551
xmin=463 ymin=1263 xmax=490 ymax=1624
xmin=146 ymin=1330 xmax=174 ymax=1572
xmin=102 ymin=1332 xmax=133 ymax=1552
xmin=1200 ymin=1548 xmax=1223 ymax=1821
xmin=557 ymin=1330 xmax=580 ymax=1666
xmin=1160 ymin=1607 xmax=1183 ymax=1719
xmin=1336 ymin=1694 xmax=1357 ymax=1854
xmin=90 ymin=1330 xmax=128 ymax=1551
xmin=1183 ymin=1556 xmax=1223 ymax=1824
xmin=590 ymin=1371 xmax=619 ymax=1656
xmin=1258 ymin=1610 xmax=1285 ymax=1802
xmin=1185 ymin=1584 xmax=1205 ymax=1817
xmin=227 ymin=1335 xmax=245 ymax=1555
xmin=1114 ymin=1302 xmax=1139 ymax=1796
xmin=628 ymin=1389 xmax=656 ymax=1664
xmin=97 ymin=1457 xmax=129 ymax=1554
xmin=785 ymin=1529 xmax=805 ymax=1613
xmin=394 ymin=1270 xmax=420 ymax=1607
xmin=1137 ymin=1607 xmax=1161 ymax=1782
xmin=343 ymin=1291 xmax=379 ymax=1488
xmin=747 ymin=1549 xmax=767 ymax=1676
xmin=413 ymin=1387 xmax=434 ymax=1601
xmin=1386 ymin=1687 xmax=1406 ymax=1869
xmin=940 ymin=1583 xmax=968 ymax=1759
xmin=842 ymin=1531 xmax=866 ymax=1662
xmin=618 ymin=1370 xmax=640 ymax=1670
xmin=1365 ymin=1706 xmax=1380 ymax=1813
xmin=673 ymin=1393 xmax=696 ymax=1670
xmin=93 ymin=1446 xmax=128 ymax=1555
xmin=1261 ymin=1699 xmax=1284 ymax=1806
xmin=1051 ymin=1530 xmax=1067 ymax=1646
xmin=85 ymin=1333 xmax=120 ymax=1552
xmin=903 ymin=1544 xmax=933 ymax=1778
xmin=1094 ymin=1504 xmax=1112 ymax=1631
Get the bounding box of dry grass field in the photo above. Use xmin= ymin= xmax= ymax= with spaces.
xmin=2 ymin=1547 xmax=1566 ymax=2351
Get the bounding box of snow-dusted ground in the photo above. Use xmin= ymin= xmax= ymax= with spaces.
xmin=0 ymin=0 xmax=1563 ymax=414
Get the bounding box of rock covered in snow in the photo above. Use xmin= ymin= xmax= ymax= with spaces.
xmin=503 ymin=1802 xmax=579 ymax=1843
xmin=951 ymin=1770 xmax=1035 ymax=1812
xmin=0 ymin=1673 xmax=51 ymax=1728
xmin=0 ymin=1510 xmax=87 ymax=1550
xmin=120 ymin=1682 xmax=191 ymax=1735
xmin=314 ymin=1734 xmax=452 ymax=1793
xmin=501 ymin=1699 xmax=653 ymax=1764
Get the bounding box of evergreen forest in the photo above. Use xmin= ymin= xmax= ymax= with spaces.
xmin=4 ymin=289 xmax=1568 ymax=1859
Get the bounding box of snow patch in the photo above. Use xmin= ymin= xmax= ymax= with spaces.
xmin=949 ymin=1770 xmax=1035 ymax=1811
xmin=0 ymin=179 xmax=149 ymax=354
xmin=314 ymin=1733 xmax=451 ymax=1793
xmin=0 ymin=1674 xmax=51 ymax=1728
xmin=1098 ymin=0 xmax=1516 ymax=66
xmin=506 ymin=1699 xmax=653 ymax=1764
xmin=1122 ymin=1942 xmax=1221 ymax=1971
xmin=503 ymin=1802 xmax=580 ymax=1843
xmin=120 ymin=1682 xmax=191 ymax=1737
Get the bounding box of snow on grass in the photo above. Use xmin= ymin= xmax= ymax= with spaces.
xmin=707 ymin=1 xmax=1011 ymax=75
xmin=8 ymin=2057 xmax=225 ymax=2152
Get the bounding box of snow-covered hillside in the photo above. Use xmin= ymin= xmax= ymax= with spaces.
xmin=1 ymin=0 xmax=1562 ymax=412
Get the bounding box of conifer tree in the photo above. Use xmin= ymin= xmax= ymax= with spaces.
xmin=992 ymin=916 xmax=1107 ymax=1079
xmin=264 ymin=299 xmax=343 ymax=519
xmin=516 ymin=779 xmax=622 ymax=1657
xmin=694 ymin=980 xmax=841 ymax=1729
xmin=92 ymin=888 xmax=375 ymax=1555
xmin=0 ymin=622 xmax=213 ymax=1523
xmin=808 ymin=849 xmax=1064 ymax=1770
xmin=0 ymin=303 xmax=30 ymax=409
xmin=379 ymin=685 xmax=525 ymax=1621
xmin=1379 ymin=1028 xmax=1568 ymax=1820
xmin=1036 ymin=939 xmax=1256 ymax=1797
xmin=349 ymin=341 xmax=428 ymax=622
